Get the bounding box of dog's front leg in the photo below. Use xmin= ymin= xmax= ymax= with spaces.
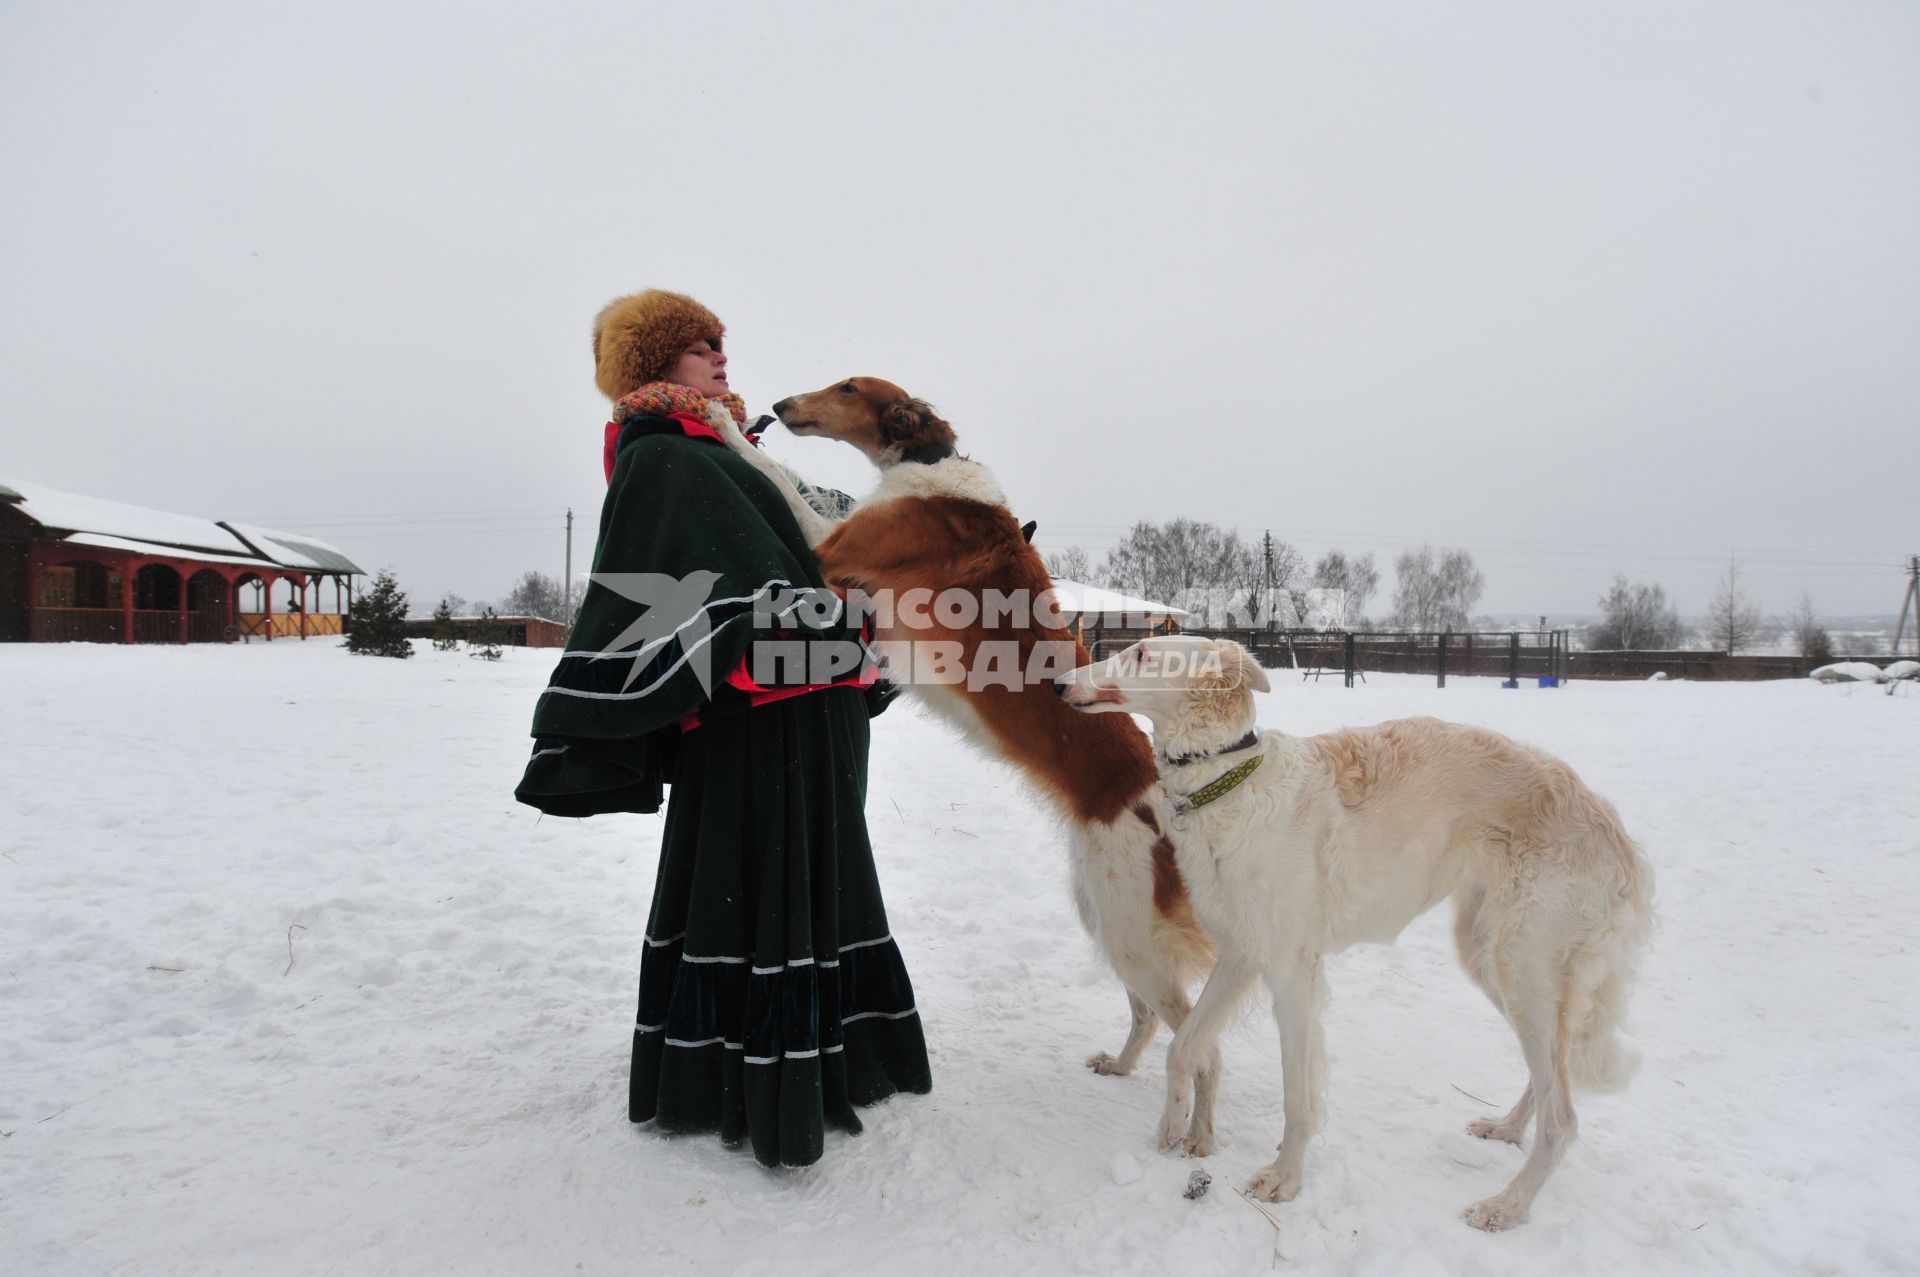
xmin=703 ymin=406 xmax=840 ymax=548
xmin=1248 ymin=954 xmax=1324 ymax=1203
xmin=1158 ymin=957 xmax=1256 ymax=1155
xmin=1088 ymin=991 xmax=1159 ymax=1076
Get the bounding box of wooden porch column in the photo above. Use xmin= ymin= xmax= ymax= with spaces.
xmin=263 ymin=573 xmax=275 ymax=641
xmin=26 ymin=543 xmax=43 ymax=642
xmin=122 ymin=560 xmax=136 ymax=645
xmin=299 ymin=576 xmax=310 ymax=639
xmin=177 ymin=565 xmax=189 ymax=645
xmin=225 ymin=570 xmax=238 ymax=642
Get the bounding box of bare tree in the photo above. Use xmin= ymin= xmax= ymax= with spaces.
xmin=1099 ymin=521 xmax=1161 ymax=598
xmin=1220 ymin=533 xmax=1308 ymax=628
xmin=1162 ymin=520 xmax=1242 ymax=620
xmin=1044 ymin=546 xmax=1093 ymax=582
xmin=1391 ymin=545 xmax=1484 ymax=631
xmin=1588 ymin=576 xmax=1681 ymax=650
xmin=1311 ymin=550 xmax=1380 ymax=624
xmin=501 ymin=570 xmax=569 ymax=623
xmin=1702 ymin=557 xmax=1762 ymax=654
xmin=1099 ymin=519 xmax=1243 ymax=622
xmin=1786 ymin=591 xmax=1833 ymax=662
xmin=1273 ymin=536 xmax=1311 ymax=625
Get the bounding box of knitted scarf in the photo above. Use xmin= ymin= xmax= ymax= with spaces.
xmin=606 ymin=383 xmax=750 ymax=482
xmin=613 ymin=382 xmax=748 ymax=429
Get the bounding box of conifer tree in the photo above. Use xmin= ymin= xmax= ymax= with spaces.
xmin=347 ymin=569 xmax=414 ymax=659
xmin=469 ymin=606 xmax=504 ymax=661
xmin=1704 ymin=557 xmax=1762 ymax=655
xmin=432 ymin=597 xmax=459 ymax=651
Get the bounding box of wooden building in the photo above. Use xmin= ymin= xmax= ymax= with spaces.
xmin=0 ymin=477 xmax=363 ymax=645
xmin=401 ymin=614 xmax=569 ymax=648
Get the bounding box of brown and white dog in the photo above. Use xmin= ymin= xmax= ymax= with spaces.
xmin=1057 ymin=635 xmax=1654 ymax=1230
xmin=703 ymin=378 xmax=1225 ymax=1147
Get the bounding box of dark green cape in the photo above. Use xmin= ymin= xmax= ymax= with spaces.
xmin=515 ymin=417 xmax=874 ymax=817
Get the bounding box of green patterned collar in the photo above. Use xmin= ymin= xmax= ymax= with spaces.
xmin=1175 ymin=753 xmax=1265 ymax=813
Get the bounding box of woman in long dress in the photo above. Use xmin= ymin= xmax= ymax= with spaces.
xmin=517 ymin=289 xmax=931 ymax=1168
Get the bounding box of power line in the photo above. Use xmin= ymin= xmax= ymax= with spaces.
xmin=1029 ymin=521 xmax=1902 ymax=563
xmin=235 ymin=504 xmax=1905 ymax=591
xmin=1028 ymin=535 xmax=1901 ymax=574
xmin=325 ymin=524 xmax=565 ymax=540
xmin=232 ymin=504 xmax=561 ymax=523
xmin=239 ymin=505 xmax=1900 ymax=567
xmin=235 ymin=514 xmax=569 ymax=532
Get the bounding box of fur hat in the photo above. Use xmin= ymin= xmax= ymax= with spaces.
xmin=591 ymin=289 xmax=725 ymax=401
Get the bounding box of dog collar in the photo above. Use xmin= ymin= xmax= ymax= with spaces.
xmin=1162 ymin=729 xmax=1261 ymax=767
xmin=1175 ymin=753 xmax=1264 ymax=813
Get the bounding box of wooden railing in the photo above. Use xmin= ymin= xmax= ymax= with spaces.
xmin=31 ymin=607 xmax=346 ymax=643
xmin=33 ymin=607 xmax=123 ymax=643
xmin=132 ymin=612 xmax=177 ymax=644
xmin=235 ymin=612 xmax=345 ymax=639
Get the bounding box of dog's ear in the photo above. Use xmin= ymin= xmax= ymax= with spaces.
xmin=1197 ymin=641 xmax=1270 ymax=694
xmin=881 ymin=397 xmax=958 ymax=462
xmin=880 ymin=397 xmax=934 ymax=443
xmin=1235 ymin=644 xmax=1272 ymax=694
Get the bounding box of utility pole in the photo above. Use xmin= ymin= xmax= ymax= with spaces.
xmin=564 ymin=508 xmax=574 ymax=626
xmin=1263 ymin=531 xmax=1277 ymax=632
xmin=1894 ymin=553 xmax=1919 ymax=659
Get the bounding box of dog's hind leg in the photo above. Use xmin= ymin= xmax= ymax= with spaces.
xmin=1087 ymin=990 xmax=1160 ymax=1076
xmin=1467 ymin=1084 xmax=1535 ymax=1146
xmin=1159 ymin=957 xmax=1255 ymax=1156
xmin=1463 ymin=969 xmax=1577 ymax=1231
xmin=1454 ymin=883 xmax=1537 ymax=1145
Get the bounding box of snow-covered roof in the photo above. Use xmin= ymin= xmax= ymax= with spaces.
xmin=1047 ymin=578 xmax=1190 ymax=619
xmin=220 ymin=522 xmax=363 ymax=575
xmin=0 ymin=475 xmax=363 ymax=575
xmin=1 ymin=476 xmax=255 ymax=557
xmin=62 ymin=533 xmax=281 ymax=570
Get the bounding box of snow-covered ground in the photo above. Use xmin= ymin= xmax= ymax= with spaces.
xmin=2 ymin=641 xmax=1916 ymax=1275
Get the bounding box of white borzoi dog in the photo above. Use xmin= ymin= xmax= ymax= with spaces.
xmin=1055 ymin=635 xmax=1653 ymax=1230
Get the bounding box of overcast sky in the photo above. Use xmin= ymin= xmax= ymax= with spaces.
xmin=4 ymin=1 xmax=1915 ymax=618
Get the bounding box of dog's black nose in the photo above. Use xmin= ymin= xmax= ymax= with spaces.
xmin=771 ymin=397 xmax=794 ymax=418
xmin=1049 ymin=678 xmax=1069 ymax=698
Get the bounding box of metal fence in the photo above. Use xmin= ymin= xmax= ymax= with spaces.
xmin=1084 ymin=627 xmax=1572 ymax=687
xmin=1083 ymin=627 xmax=1907 ymax=684
xmin=1569 ymin=649 xmax=1896 ymax=681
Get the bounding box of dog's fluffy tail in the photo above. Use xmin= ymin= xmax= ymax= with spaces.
xmin=1563 ymin=840 xmax=1656 ymax=1093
